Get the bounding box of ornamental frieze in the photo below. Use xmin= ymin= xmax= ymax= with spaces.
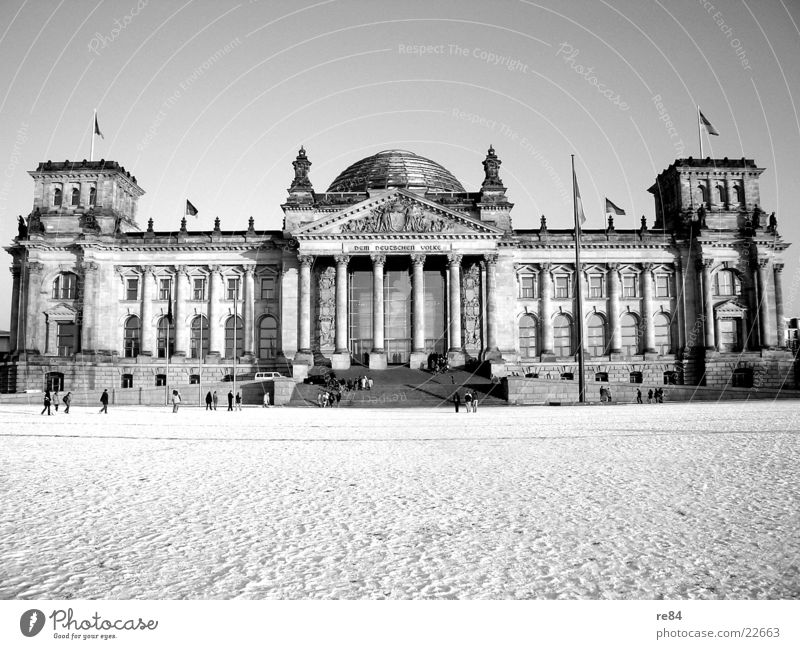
xmin=339 ymin=197 xmax=455 ymax=234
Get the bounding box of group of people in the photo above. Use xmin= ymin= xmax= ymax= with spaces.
xmin=452 ymin=390 xmax=479 ymax=413
xmin=633 ymin=387 xmax=667 ymax=403
xmin=40 ymin=389 xmax=72 ymax=415
xmin=316 ymin=390 xmax=341 ymax=407
xmin=204 ymin=390 xmax=243 ymax=411
xmin=428 ymin=353 xmax=450 ymax=374
xmin=599 ymin=386 xmax=614 ymax=402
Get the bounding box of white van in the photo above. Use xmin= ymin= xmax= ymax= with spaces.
xmin=254 ymin=371 xmax=284 ymax=381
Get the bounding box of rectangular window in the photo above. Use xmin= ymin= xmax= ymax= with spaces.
xmin=589 ymin=275 xmax=604 ymax=299
xmin=555 ymin=276 xmax=570 ymax=299
xmin=193 ymin=277 xmax=206 ymax=301
xmin=519 ymin=274 xmax=536 ymax=299
xmin=655 ymin=274 xmax=671 ymax=298
xmin=260 ymin=276 xmax=276 ymax=300
xmin=56 ymin=322 xmax=76 ymax=357
xmin=159 ymin=278 xmax=172 ymax=301
xmin=126 ymin=278 xmax=139 ymax=301
xmin=227 ymin=277 xmax=240 ymax=300
xmin=622 ymin=275 xmax=638 ymax=298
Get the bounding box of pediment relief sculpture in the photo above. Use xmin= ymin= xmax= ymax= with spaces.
xmin=339 ymin=197 xmax=455 ymax=234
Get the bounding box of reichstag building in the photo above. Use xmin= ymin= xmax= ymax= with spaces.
xmin=2 ymin=146 xmax=794 ymax=393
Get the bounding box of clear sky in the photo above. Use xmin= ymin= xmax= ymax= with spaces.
xmin=1 ymin=0 xmax=799 ymax=328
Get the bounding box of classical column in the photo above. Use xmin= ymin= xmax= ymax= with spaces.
xmin=334 ymin=255 xmax=349 ymax=353
xmin=674 ymin=259 xmax=686 ymax=350
xmin=699 ymin=259 xmax=715 ymax=349
xmin=483 ymin=254 xmax=499 ymax=355
xmin=540 ymin=263 xmax=554 ymax=355
xmin=641 ymin=263 xmax=656 ymax=353
xmin=371 ymin=254 xmax=386 ymax=354
xmin=411 ymin=255 xmax=426 ymax=352
xmin=174 ymin=266 xmax=189 ymax=356
xmin=139 ymin=266 xmax=154 ymax=356
xmin=208 ymin=265 xmax=223 ymax=356
xmin=774 ymin=263 xmax=785 ymax=347
xmin=447 ymin=253 xmax=462 ymax=352
xmin=25 ymin=262 xmax=44 ymax=353
xmin=756 ymin=258 xmax=774 ymax=348
xmin=297 ymin=256 xmax=313 ymax=354
xmin=607 ymin=263 xmax=621 ymax=354
xmin=9 ymin=264 xmax=21 ymax=352
xmin=243 ymin=266 xmax=255 ymax=355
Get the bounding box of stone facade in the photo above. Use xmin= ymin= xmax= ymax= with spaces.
xmin=2 ymin=151 xmax=795 ymax=395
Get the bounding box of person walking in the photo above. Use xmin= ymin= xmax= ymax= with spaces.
xmin=453 ymin=391 xmax=461 ymax=413
xmin=263 ymin=392 xmax=270 ymax=408
xmin=205 ymin=391 xmax=213 ymax=411
xmin=99 ymin=388 xmax=109 ymax=414
xmin=41 ymin=390 xmax=52 ymax=416
xmin=464 ymin=391 xmax=473 ymax=413
xmin=227 ymin=390 xmax=234 ymax=411
xmin=53 ymin=389 xmax=59 ymax=412
xmin=235 ymin=391 xmax=242 ymax=411
xmin=636 ymin=388 xmax=643 ymax=404
xmin=647 ymin=388 xmax=653 ymax=404
xmin=62 ymin=391 xmax=71 ymax=414
xmin=172 ymin=389 xmax=181 ymax=413
xmin=335 ymin=391 xmax=341 ymax=407
xmin=607 ymin=387 xmax=613 ymax=403
xmin=212 ymin=391 xmax=218 ymax=410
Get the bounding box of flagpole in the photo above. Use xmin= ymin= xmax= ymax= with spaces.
xmin=90 ymin=109 xmax=97 ymax=161
xmin=571 ymin=155 xmax=586 ymax=404
xmin=233 ymin=281 xmax=238 ymax=405
xmin=697 ymin=106 xmax=703 ymax=159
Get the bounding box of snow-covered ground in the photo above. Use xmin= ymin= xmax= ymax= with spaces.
xmin=1 ymin=401 xmax=798 ymax=599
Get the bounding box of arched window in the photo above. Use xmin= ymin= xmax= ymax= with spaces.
xmin=734 ymin=183 xmax=744 ymax=204
xmin=123 ymin=315 xmax=140 ymax=358
xmin=53 ymin=186 xmax=62 ymax=207
xmin=71 ymin=187 xmax=80 ymax=206
xmin=553 ymin=314 xmax=573 ymax=357
xmin=121 ymin=374 xmax=134 ymax=388
xmin=190 ymin=315 xmax=209 ymax=359
xmin=629 ymin=371 xmax=643 ymax=383
xmin=653 ymin=313 xmax=672 ymax=355
xmin=716 ymin=184 xmax=726 ymax=204
xmin=46 ymin=371 xmax=64 ymax=392
xmin=714 ymin=270 xmax=740 ymax=296
xmin=620 ymin=313 xmax=641 ymax=355
xmin=697 ymin=183 xmax=709 ymax=205
xmin=586 ymin=314 xmax=607 ymax=356
xmin=594 ymin=372 xmax=608 ymax=382
xmin=52 ymin=272 xmax=78 ymax=299
xmin=519 ymin=314 xmax=538 ymax=358
xmin=89 ymin=186 xmax=97 ymax=206
xmin=155 ymin=374 xmax=167 ymax=387
xmin=156 ymin=316 xmax=175 ymax=358
xmin=258 ymin=315 xmax=278 ymax=359
xmin=225 ymin=315 xmax=244 ymax=358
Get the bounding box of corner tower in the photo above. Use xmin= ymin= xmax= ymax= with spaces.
xmin=27 ymin=160 xmax=144 ymax=236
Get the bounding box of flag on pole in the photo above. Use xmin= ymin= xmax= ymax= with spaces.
xmin=605 ymin=198 xmax=626 ymax=216
xmin=185 ymin=199 xmax=198 ymax=217
xmin=699 ymin=110 xmax=719 ymax=136
xmin=166 ymin=284 xmax=174 ymax=325
xmin=573 ymin=168 xmax=586 ymax=226
xmin=94 ymin=113 xmax=104 ymax=139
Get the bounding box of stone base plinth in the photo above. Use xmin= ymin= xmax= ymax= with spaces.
xmin=409 ymin=351 xmax=428 ymax=370
xmin=447 ymin=350 xmax=466 ymax=368
xmin=331 ymin=352 xmax=352 ymax=370
xmin=368 ymin=352 xmax=387 ymax=370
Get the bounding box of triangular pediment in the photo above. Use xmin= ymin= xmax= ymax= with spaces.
xmin=294 ymin=189 xmax=504 ymax=236
xmin=714 ymin=298 xmax=748 ymax=316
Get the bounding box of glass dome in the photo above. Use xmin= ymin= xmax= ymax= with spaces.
xmin=326 ymin=150 xmax=465 ymax=193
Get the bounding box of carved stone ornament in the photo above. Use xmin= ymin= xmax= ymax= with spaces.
xmin=317 ymin=266 xmax=336 ymax=347
xmin=461 ymin=263 xmax=482 ymax=348
xmin=340 ymin=197 xmax=455 ymax=234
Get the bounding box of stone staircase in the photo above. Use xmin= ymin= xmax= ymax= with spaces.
xmin=287 ymin=368 xmax=507 ymax=408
